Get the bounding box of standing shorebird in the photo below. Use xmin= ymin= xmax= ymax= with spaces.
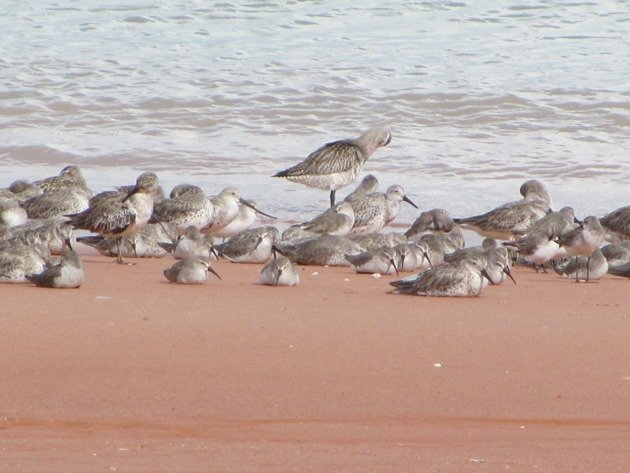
xmin=556 ymin=215 xmax=606 ymax=282
xmin=273 ymin=127 xmax=391 ymax=207
xmin=67 ymin=172 xmax=159 ymax=264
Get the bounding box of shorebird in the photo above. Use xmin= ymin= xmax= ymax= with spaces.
xmin=608 ymin=262 xmax=630 ymax=278
xmin=600 ymin=205 xmax=630 ymax=241
xmin=390 ymin=259 xmax=494 ymax=297
xmin=158 ymin=225 xmax=216 ymax=260
xmin=414 ymin=234 xmax=447 ymax=270
xmin=20 ymin=185 xmax=91 ymax=219
xmin=0 ymin=243 xmax=50 ymax=283
xmin=350 ymin=232 xmax=407 ymax=251
xmin=556 ymin=215 xmax=606 ymax=282
xmin=393 ymin=242 xmax=418 ymax=272
xmin=349 ymin=185 xmax=417 ymax=236
xmin=215 ymin=226 xmax=276 ymax=264
xmin=0 ymin=198 xmax=28 ymax=228
xmin=554 ymin=248 xmax=608 ymax=282
xmin=273 ymin=127 xmax=391 ymax=207
xmin=1 ymin=218 xmax=75 ymax=255
xmin=26 ymin=250 xmax=85 ymax=288
xmin=202 ymin=187 xmax=275 ymax=236
xmin=601 ymin=241 xmax=630 ymax=268
xmin=345 ymin=246 xmax=400 ymax=275
xmin=454 ymin=180 xmax=551 ymax=240
xmin=503 ymin=232 xmax=560 ymax=271
xmin=343 ymin=174 xmax=379 ymax=202
xmin=446 ymin=241 xmax=516 ymax=284
xmin=274 ymin=234 xmax=363 ymax=266
xmin=67 ymin=172 xmax=159 ymax=264
xmin=405 ymin=208 xmax=465 ymax=252
xmin=515 ymin=206 xmax=580 ymax=238
xmin=259 ymin=256 xmax=300 ymax=286
xmin=78 ymin=222 xmax=178 ymax=258
xmin=32 ymin=165 xmax=89 ymax=194
xmin=295 ymin=201 xmax=355 ymax=236
xmin=163 ymin=255 xmax=221 ymax=284
xmin=150 ymin=185 xmax=214 ymax=234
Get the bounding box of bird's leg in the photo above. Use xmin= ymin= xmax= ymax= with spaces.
xmin=116 ymin=237 xmax=124 ymax=264
xmin=574 ymin=256 xmax=579 ymax=282
xmin=329 ymin=190 xmax=336 ymax=207
xmin=586 ymin=255 xmax=591 ymax=282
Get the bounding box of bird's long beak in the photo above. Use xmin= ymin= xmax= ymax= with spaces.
xmin=574 ymin=217 xmax=582 ymax=225
xmin=482 ymin=269 xmax=495 ymax=285
xmin=389 ymin=258 xmax=399 ymax=275
xmin=65 ymin=237 xmax=74 ymax=252
xmin=403 ymin=195 xmax=418 ymax=209
xmin=240 ymin=198 xmax=277 ymax=219
xmin=211 ymin=246 xmax=220 ymax=260
xmin=207 ymin=265 xmax=222 ymax=280
xmin=423 ymin=251 xmax=433 ymax=268
xmin=503 ymin=265 xmax=517 ymax=284
xmin=122 ymin=186 xmax=139 ymax=202
xmin=275 ymin=268 xmax=283 ymax=285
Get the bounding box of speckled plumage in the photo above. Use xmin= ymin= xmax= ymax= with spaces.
xmin=159 ymin=225 xmax=215 ymax=260
xmin=274 ymin=234 xmax=363 ymax=266
xmin=274 ymin=127 xmax=391 ymax=206
xmin=1 ymin=218 xmax=75 ymax=255
xmin=26 ymin=250 xmax=85 ymax=288
xmin=345 ymin=246 xmax=399 ymax=275
xmin=349 ymin=185 xmax=417 ymax=236
xmin=21 ymin=185 xmax=91 ymax=219
xmin=78 ymin=222 xmax=177 ymax=258
xmin=554 ymin=248 xmax=608 ymax=281
xmin=215 ymin=226 xmax=276 ymax=263
xmin=150 ymin=185 xmax=213 ymax=234
xmin=390 ymin=259 xmax=492 ymax=297
xmin=297 ymin=201 xmax=355 ymax=236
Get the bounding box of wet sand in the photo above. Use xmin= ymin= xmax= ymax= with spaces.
xmin=1 ymin=253 xmax=629 ymax=472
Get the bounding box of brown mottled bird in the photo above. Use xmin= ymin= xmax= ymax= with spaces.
xmin=67 ymin=172 xmax=159 ymax=264
xmin=273 ymin=127 xmax=391 ymax=207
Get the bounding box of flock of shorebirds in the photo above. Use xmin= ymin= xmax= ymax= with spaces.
xmin=1 ymin=126 xmax=628 ymax=296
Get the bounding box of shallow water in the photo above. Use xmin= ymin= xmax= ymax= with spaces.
xmin=1 ymin=1 xmax=628 ymax=224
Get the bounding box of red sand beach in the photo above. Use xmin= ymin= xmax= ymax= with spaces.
xmin=1 ymin=254 xmax=629 ymax=472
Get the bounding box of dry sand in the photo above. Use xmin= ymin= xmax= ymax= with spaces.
xmin=1 ymin=252 xmax=629 ymax=472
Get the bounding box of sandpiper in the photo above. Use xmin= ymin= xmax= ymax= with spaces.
xmin=405 ymin=208 xmax=465 ymax=252
xmin=259 ymin=256 xmax=300 ymax=286
xmin=343 ymin=174 xmax=379 ymax=202
xmin=0 ymin=198 xmax=28 ymax=228
xmin=67 ymin=172 xmax=159 ymax=264
xmin=454 ymin=180 xmax=551 ymax=239
xmin=150 ymin=185 xmax=214 ymax=234
xmin=599 ymin=205 xmax=629 ymax=241
xmin=274 ymin=234 xmax=363 ymax=266
xmin=350 ymin=232 xmax=407 ymax=251
xmin=0 ymin=243 xmax=50 ymax=284
xmin=158 ymin=225 xmax=216 ymax=260
xmin=414 ymin=234 xmax=447 ymax=270
xmin=215 ymin=226 xmax=277 ymax=264
xmin=202 ymin=187 xmax=275 ymax=236
xmin=503 ymin=232 xmax=559 ymax=271
xmin=601 ymin=241 xmax=630 ymax=267
xmin=274 ymin=127 xmax=391 ymax=207
xmin=349 ymin=185 xmax=417 ymax=236
xmin=345 ymin=246 xmax=400 ymax=275
xmin=556 ymin=215 xmax=607 ymax=282
xmin=295 ymin=201 xmax=355 ymax=236
xmin=390 ymin=259 xmax=494 ymax=297
xmin=20 ymin=185 xmax=91 ymax=219
xmin=393 ymin=242 xmax=418 ymax=272
xmin=78 ymin=222 xmax=178 ymax=258
xmin=515 ymin=206 xmax=580 ymax=238
xmin=553 ymin=248 xmax=608 ymax=282
xmin=1 ymin=217 xmax=75 ymax=255
xmin=163 ymin=255 xmax=221 ymax=284
xmin=26 ymin=250 xmax=85 ymax=288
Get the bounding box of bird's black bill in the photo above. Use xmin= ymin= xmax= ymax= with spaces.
xmin=403 ymin=195 xmax=418 ymax=209
xmin=503 ymin=265 xmax=517 ymax=284
xmin=482 ymin=269 xmax=495 ymax=285
xmin=240 ymin=198 xmax=277 ymax=219
xmin=207 ymin=266 xmax=222 ymax=280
